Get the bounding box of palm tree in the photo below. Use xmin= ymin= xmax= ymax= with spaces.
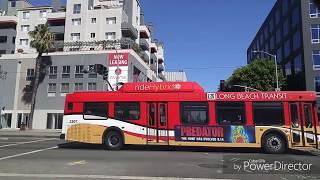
xmin=28 ymin=23 xmax=54 ymax=129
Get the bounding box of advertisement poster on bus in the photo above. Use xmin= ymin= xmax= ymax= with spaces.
xmin=108 ymin=53 xmax=129 ymax=90
xmin=174 ymin=126 xmax=256 ymax=143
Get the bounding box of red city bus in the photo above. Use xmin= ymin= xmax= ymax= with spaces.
xmin=61 ymin=82 xmax=320 ymax=154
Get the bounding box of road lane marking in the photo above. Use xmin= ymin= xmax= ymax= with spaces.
xmin=0 ymin=173 xmax=237 ymax=180
xmin=0 ymin=146 xmax=57 ymax=161
xmin=68 ymin=160 xmax=87 ymax=166
xmin=0 ymin=138 xmax=56 ymax=148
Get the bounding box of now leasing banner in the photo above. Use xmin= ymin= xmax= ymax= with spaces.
xmin=108 ymin=53 xmax=129 ymax=90
xmin=174 ymin=126 xmax=256 ymax=143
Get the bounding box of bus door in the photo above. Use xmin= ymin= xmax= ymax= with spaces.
xmin=146 ymin=103 xmax=169 ymax=145
xmin=289 ymin=103 xmax=317 ymax=147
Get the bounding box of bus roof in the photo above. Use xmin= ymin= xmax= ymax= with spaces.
xmin=66 ymin=82 xmax=317 ymax=102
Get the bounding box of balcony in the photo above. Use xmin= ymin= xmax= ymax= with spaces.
xmin=139 ymin=38 xmax=149 ymax=51
xmin=158 ymin=57 xmax=164 ymax=64
xmin=49 ymin=25 xmax=65 ymax=34
xmin=139 ymin=25 xmax=151 ymax=39
xmin=47 ymin=12 xmax=66 ymax=21
xmin=0 ymin=16 xmax=17 ymax=27
xmin=158 ymin=64 xmax=164 ymax=72
xmin=151 ymin=45 xmax=157 ymax=53
xmin=158 ymin=73 xmax=166 ymax=81
xmin=121 ymin=22 xmax=138 ymax=40
xmin=138 ymin=51 xmax=149 ymax=63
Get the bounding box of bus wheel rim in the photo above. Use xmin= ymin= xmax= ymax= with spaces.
xmin=267 ymin=137 xmax=281 ymax=150
xmin=109 ymin=135 xmax=120 ymax=146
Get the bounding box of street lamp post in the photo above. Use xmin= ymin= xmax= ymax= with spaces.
xmin=252 ymin=50 xmax=280 ymax=91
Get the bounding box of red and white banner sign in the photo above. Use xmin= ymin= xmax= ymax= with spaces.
xmin=108 ymin=53 xmax=129 ymax=66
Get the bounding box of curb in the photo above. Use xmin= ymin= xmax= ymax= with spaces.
xmin=0 ymin=134 xmax=60 ymax=138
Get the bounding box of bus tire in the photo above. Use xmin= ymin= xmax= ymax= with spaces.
xmin=104 ymin=131 xmax=123 ymax=150
xmin=262 ymin=133 xmax=286 ymax=154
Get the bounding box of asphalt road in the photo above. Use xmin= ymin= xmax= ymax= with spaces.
xmin=0 ymin=137 xmax=319 ymax=180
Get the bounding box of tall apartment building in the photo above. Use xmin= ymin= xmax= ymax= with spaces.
xmin=247 ymin=0 xmax=320 ymax=96
xmin=0 ymin=0 xmax=167 ymax=130
xmin=0 ymin=0 xmax=32 ymax=55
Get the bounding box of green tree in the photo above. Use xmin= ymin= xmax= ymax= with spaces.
xmin=28 ymin=23 xmax=54 ymax=129
xmin=225 ymin=59 xmax=286 ymax=91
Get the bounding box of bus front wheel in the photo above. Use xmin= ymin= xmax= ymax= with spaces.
xmin=262 ymin=133 xmax=286 ymax=154
xmin=104 ymin=131 xmax=124 ymax=150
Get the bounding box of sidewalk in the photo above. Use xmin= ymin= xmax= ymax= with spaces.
xmin=0 ymin=129 xmax=61 ymax=138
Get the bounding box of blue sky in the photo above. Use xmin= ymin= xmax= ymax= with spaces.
xmin=31 ymin=0 xmax=276 ymax=91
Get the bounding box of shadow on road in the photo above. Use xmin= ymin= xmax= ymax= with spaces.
xmin=57 ymin=142 xmax=316 ymax=156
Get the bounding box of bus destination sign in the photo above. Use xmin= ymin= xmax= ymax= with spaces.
xmin=175 ymin=126 xmax=256 ymax=143
xmin=207 ymin=92 xmax=289 ymax=101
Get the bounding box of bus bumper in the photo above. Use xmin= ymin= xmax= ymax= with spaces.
xmin=60 ymin=134 xmax=65 ymax=140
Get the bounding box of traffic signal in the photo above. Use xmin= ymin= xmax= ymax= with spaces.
xmin=95 ymin=64 xmax=104 ymax=75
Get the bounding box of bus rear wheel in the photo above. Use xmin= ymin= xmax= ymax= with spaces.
xmin=104 ymin=131 xmax=123 ymax=150
xmin=262 ymin=133 xmax=286 ymax=154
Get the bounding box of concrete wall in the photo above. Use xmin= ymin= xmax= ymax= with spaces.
xmin=0 ymin=59 xmax=18 ymax=110
xmin=0 ymin=28 xmax=16 ymax=54
xmin=301 ymin=0 xmax=320 ymax=91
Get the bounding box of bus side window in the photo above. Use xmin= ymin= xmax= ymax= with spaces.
xmin=115 ymin=102 xmax=140 ymax=121
xmin=253 ymin=102 xmax=284 ymax=126
xmin=180 ymin=102 xmax=208 ymax=125
xmin=216 ymin=102 xmax=246 ymax=125
xmin=83 ymin=102 xmax=108 ymax=120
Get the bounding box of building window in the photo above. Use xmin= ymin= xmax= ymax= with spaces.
xmin=22 ymin=12 xmax=30 ymax=20
xmin=115 ymin=102 xmax=140 ymax=121
xmin=88 ymin=65 xmax=97 ymax=78
xmin=293 ymin=31 xmax=301 ymax=51
xmin=61 ymin=83 xmax=69 ymax=93
xmin=62 ymin=65 xmax=70 ymax=78
xmin=74 ymin=83 xmax=83 ymax=91
xmin=90 ymin=33 xmax=95 ymax=39
xmin=75 ymin=65 xmax=84 ymax=78
xmin=26 ymin=69 xmax=34 ymax=81
xmin=73 ymin=4 xmax=81 ymax=14
xmin=11 ymin=1 xmax=16 ymax=7
xmin=106 ymin=17 xmax=116 ymax=24
xmin=0 ymin=36 xmax=7 ymax=43
xmin=84 ymin=103 xmax=108 ymax=120
xmin=270 ymin=35 xmax=275 ymax=50
xmin=285 ymin=61 xmax=292 ymax=75
xmin=91 ymin=18 xmax=96 ymax=23
xmin=269 ymin=18 xmax=274 ymax=33
xmin=292 ymin=6 xmax=300 ymax=27
xmin=19 ymin=39 xmax=28 ymax=46
xmin=0 ymin=50 xmax=6 ymax=54
xmin=313 ymin=50 xmax=320 ymax=69
xmin=49 ymin=66 xmax=57 ymax=79
xmin=284 ymin=39 xmax=291 ymax=58
xmin=275 ymin=8 xmax=280 ymax=26
xmin=46 ymin=113 xmax=63 ymax=129
xmin=216 ymin=102 xmax=246 ymax=125
xmin=311 ymin=24 xmax=320 ymax=43
xmin=12 ymin=37 xmax=15 ymax=44
xmin=276 ymin=28 xmax=282 ymax=44
xmin=71 ymin=33 xmax=80 ymax=41
xmin=310 ymin=0 xmax=320 ymax=18
xmin=277 ymin=47 xmax=283 ymax=62
xmin=40 ymin=10 xmax=47 ymax=19
xmin=282 ymin=0 xmax=289 ymax=16
xmin=48 ymin=83 xmax=57 ymax=93
xmin=88 ymin=82 xmax=97 ymax=91
xmin=72 ymin=18 xmax=81 ymax=26
xmin=21 ymin=25 xmax=30 ymax=32
xmin=180 ymin=102 xmax=208 ymax=124
xmin=105 ymin=32 xmax=116 ymax=40
xmin=264 ymin=27 xmax=269 ymax=40
xmin=253 ymin=102 xmax=284 ymax=125
xmin=294 ymin=54 xmax=302 ymax=73
xmin=315 ymin=77 xmax=320 ymax=92
xmin=283 ymin=18 xmax=289 ymax=37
